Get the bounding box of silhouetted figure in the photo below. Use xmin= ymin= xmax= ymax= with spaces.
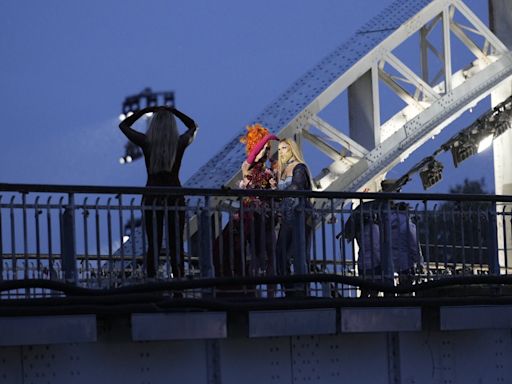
xmin=119 ymin=106 xmax=197 ymax=278
xmin=344 ymin=179 xmax=423 ymax=297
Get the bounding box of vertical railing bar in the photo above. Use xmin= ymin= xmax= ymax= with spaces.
xmin=94 ymin=197 xmax=101 ymax=286
xmin=356 ymin=199 xmax=365 ymax=281
xmin=450 ymin=204 xmax=456 ymax=273
xmin=106 ymin=198 xmax=113 ymax=286
xmin=249 ymin=204 xmax=256 ymax=283
xmin=327 ymin=199 xmax=337 ymax=298
xmin=297 ymin=197 xmax=307 ymax=296
xmin=129 ymin=198 xmax=137 ymax=278
xmin=217 ymin=205 xmax=224 ymax=279
xmin=22 ymin=193 xmax=29 ymax=281
xmin=141 ymin=202 xmax=147 ymax=276
xmin=441 ymin=206 xmax=448 ymax=277
xmin=459 ymin=201 xmax=466 ymax=276
xmin=195 ymin=201 xmax=203 ymax=279
xmin=34 ymin=196 xmax=42 ymax=279
xmin=228 ymin=202 xmax=235 ymax=278
xmin=370 ymin=202 xmax=378 ymax=283
xmin=329 ymin=199 xmax=338 ymax=277
xmin=239 ymin=197 xmax=246 ymax=286
xmin=338 ymin=202 xmax=345 ymax=278
xmin=320 ymin=203 xmax=327 ymax=274
xmin=508 ymin=205 xmax=512 ymax=275
xmin=57 ymin=196 xmax=65 ymax=281
xmin=502 ymin=205 xmax=508 ymax=274
xmin=46 ymin=197 xmax=54 ymax=283
xmin=476 ymin=204 xmax=483 ymax=272
xmin=185 ymin=199 xmax=192 ymax=277
xmin=150 ymin=200 xmax=158 ymax=279
xmin=270 ymin=198 xmax=277 ymax=281
xmin=10 ymin=196 xmax=17 ymax=281
xmin=383 ymin=199 xmax=393 ymax=291
xmin=174 ymin=198 xmax=181 ymax=280
xmin=423 ymin=200 xmax=430 ymax=276
xmin=431 ymin=204 xmax=439 ymax=275
xmin=311 ymin=202 xmax=318 ymax=296
xmin=82 ymin=197 xmax=90 ymax=283
xmin=163 ymin=200 xmax=171 ymax=278
xmin=259 ymin=204 xmax=266 ymax=296
xmin=0 ymin=196 xmax=4 ymax=281
xmin=117 ymin=194 xmax=125 ymax=283
xmin=468 ymin=204 xmax=476 ymax=274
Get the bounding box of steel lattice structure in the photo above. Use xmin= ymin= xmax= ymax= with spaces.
xmin=185 ymin=0 xmax=512 ymax=193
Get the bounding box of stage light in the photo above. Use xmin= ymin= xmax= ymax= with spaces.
xmin=119 ymin=88 xmax=175 ymax=165
xmin=477 ymin=134 xmax=493 ymax=153
xmin=419 ymin=158 xmax=443 ymax=190
xmin=163 ymin=92 xmax=175 ymax=107
xmin=450 ymin=140 xmax=477 ymax=167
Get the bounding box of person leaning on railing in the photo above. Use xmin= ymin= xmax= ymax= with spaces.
xmin=119 ymin=105 xmax=197 ymax=279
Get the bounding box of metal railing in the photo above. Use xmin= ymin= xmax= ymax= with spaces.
xmin=1 ymin=183 xmax=511 ymax=299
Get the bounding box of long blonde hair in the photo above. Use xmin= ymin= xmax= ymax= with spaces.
xmin=278 ymin=138 xmax=306 ymax=178
xmin=146 ymin=110 xmax=179 ymax=174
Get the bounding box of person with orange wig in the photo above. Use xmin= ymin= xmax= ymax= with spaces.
xmin=213 ymin=123 xmax=278 ymax=296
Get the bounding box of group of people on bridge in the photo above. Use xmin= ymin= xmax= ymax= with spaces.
xmin=119 ymin=105 xmax=423 ymax=297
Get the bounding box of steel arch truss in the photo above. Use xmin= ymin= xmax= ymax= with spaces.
xmin=185 ymin=0 xmax=512 ymax=194
xmin=302 ymin=0 xmax=511 ymax=192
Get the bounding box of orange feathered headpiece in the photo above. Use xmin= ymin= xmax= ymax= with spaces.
xmin=240 ymin=123 xmax=270 ymax=155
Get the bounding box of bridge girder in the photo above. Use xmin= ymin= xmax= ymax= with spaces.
xmin=185 ymin=0 xmax=512 ymax=194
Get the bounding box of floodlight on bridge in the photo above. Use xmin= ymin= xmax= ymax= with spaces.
xmin=419 ymin=158 xmax=444 ymax=190
xmin=119 ymin=88 xmax=175 ymax=165
xmin=119 ymin=140 xmax=143 ymax=165
xmin=119 ymin=88 xmax=175 ymax=122
xmin=450 ymin=135 xmax=477 ymax=168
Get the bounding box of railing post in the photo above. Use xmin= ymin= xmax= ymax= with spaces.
xmin=381 ymin=199 xmax=395 ymax=284
xmin=61 ymin=193 xmax=77 ymax=283
xmin=199 ymin=197 xmax=215 ymax=280
xmin=295 ymin=197 xmax=307 ymax=275
xmin=488 ymin=203 xmax=499 ymax=275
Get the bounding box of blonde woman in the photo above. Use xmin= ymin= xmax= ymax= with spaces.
xmin=119 ymin=106 xmax=197 ymax=278
xmin=276 ymin=138 xmax=313 ymax=296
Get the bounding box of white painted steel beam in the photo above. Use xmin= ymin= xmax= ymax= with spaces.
xmin=119 ymin=0 xmax=512 ymax=258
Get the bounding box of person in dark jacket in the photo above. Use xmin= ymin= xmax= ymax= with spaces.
xmin=119 ymin=105 xmax=197 ymax=278
xmin=344 ymin=199 xmax=384 ymax=297
xmin=344 ymin=179 xmax=423 ymax=296
xmin=276 ymin=138 xmax=313 ymax=297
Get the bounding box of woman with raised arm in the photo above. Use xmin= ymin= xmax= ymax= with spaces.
xmin=276 ymin=138 xmax=313 ymax=296
xmin=119 ymin=105 xmax=197 ymax=279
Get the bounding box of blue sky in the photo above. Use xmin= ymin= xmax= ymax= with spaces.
xmin=0 ymin=0 xmax=494 ymax=193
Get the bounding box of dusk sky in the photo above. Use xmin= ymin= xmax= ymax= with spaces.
xmin=0 ymin=0 xmax=494 ymax=194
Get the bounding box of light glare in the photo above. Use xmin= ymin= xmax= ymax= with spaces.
xmin=477 ymin=134 xmax=493 ymax=153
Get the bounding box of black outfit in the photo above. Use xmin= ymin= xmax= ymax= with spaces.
xmin=119 ymin=107 xmax=197 ymax=278
xmin=213 ymin=161 xmax=276 ymax=297
xmin=276 ymin=163 xmax=313 ymax=296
